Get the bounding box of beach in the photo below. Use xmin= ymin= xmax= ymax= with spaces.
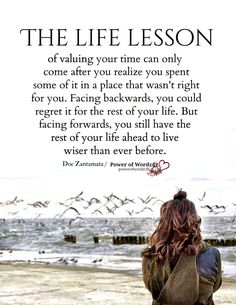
xmin=0 ymin=217 xmax=236 ymax=304
xmin=0 ymin=263 xmax=235 ymax=305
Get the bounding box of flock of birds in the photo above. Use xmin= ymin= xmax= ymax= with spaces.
xmin=197 ymin=191 xmax=235 ymax=217
xmin=0 ymin=191 xmax=235 ymax=222
xmin=60 ymin=192 xmax=164 ymax=217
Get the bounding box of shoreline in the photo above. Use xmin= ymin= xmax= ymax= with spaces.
xmin=0 ymin=261 xmax=235 ymax=281
xmin=0 ymin=263 xmax=235 ymax=305
xmin=0 ymin=260 xmax=235 ymax=281
xmin=1 ymin=257 xmax=236 ymax=281
xmin=0 ymin=261 xmax=134 ymax=276
xmin=1 ymin=248 xmax=236 ymax=280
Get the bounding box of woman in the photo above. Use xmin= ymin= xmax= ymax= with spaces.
xmin=141 ymin=191 xmax=222 ymax=305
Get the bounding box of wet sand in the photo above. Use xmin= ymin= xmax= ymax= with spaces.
xmin=0 ymin=263 xmax=235 ymax=305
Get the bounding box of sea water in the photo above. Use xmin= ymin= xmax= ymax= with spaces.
xmin=0 ymin=217 xmax=235 ymax=279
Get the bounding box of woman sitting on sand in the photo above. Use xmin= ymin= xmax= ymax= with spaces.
xmin=141 ymin=191 xmax=222 ymax=305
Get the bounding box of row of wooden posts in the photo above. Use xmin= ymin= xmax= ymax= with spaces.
xmin=64 ymin=234 xmax=236 ymax=247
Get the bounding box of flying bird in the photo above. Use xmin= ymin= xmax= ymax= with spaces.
xmin=200 ymin=205 xmax=214 ymax=212
xmin=175 ymin=186 xmax=183 ymax=192
xmin=151 ymin=199 xmax=164 ymax=206
xmin=212 ymin=205 xmax=226 ymax=210
xmin=86 ymin=198 xmax=101 ymax=205
xmin=69 ymin=216 xmax=83 ymax=227
xmin=198 ymin=192 xmax=206 ymax=202
xmin=135 ymin=207 xmax=153 ymax=214
xmin=105 ymin=206 xmax=115 ymax=215
xmin=5 ymin=196 xmax=24 ymax=205
xmin=66 ymin=192 xmax=84 ymax=202
xmin=60 ymin=207 xmax=81 ymax=217
xmin=126 ymin=209 xmax=134 ymax=216
xmin=138 ymin=195 xmax=156 ymax=204
xmin=92 ymin=209 xmax=103 ymax=215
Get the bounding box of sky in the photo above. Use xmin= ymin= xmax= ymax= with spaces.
xmin=1 ymin=0 xmax=236 ymax=216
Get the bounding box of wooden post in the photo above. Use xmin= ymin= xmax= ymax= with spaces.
xmin=94 ymin=236 xmax=99 ymax=243
xmin=64 ymin=234 xmax=76 ymax=243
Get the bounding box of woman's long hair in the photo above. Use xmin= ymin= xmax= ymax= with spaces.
xmin=141 ymin=191 xmax=202 ymax=264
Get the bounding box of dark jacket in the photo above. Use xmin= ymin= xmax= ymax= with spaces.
xmin=142 ymin=242 xmax=222 ymax=305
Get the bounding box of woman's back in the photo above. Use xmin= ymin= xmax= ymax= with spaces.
xmin=141 ymin=191 xmax=222 ymax=305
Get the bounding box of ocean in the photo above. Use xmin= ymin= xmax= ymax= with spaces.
xmin=0 ymin=217 xmax=236 ymax=279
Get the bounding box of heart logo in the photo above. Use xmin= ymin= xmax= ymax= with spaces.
xmin=158 ymin=160 xmax=170 ymax=171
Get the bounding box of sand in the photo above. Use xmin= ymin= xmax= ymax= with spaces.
xmin=0 ymin=263 xmax=235 ymax=305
